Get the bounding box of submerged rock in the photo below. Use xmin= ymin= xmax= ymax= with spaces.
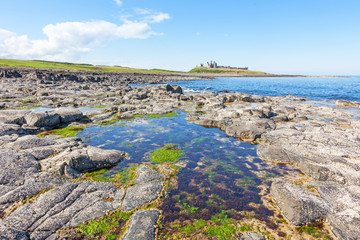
xmin=122 ymin=210 xmax=160 ymax=240
xmin=240 ymin=232 xmax=265 ymax=240
xmin=122 ymin=180 xmax=164 ymax=212
xmin=134 ymin=165 xmax=166 ymax=184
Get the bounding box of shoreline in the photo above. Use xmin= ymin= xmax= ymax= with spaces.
xmin=0 ymin=69 xmax=359 ymax=239
xmin=1 ymin=66 xmax=343 ymax=80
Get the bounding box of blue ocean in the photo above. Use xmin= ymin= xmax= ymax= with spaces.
xmin=169 ymin=76 xmax=360 ymax=102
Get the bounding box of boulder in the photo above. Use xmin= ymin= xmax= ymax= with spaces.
xmin=54 ymin=109 xmax=83 ymax=123
xmin=270 ymin=181 xmax=330 ymax=225
xmin=69 ymin=146 xmax=127 ymax=172
xmin=40 ymin=146 xmax=127 ymax=177
xmin=24 ymin=111 xmax=60 ymax=127
xmin=6 ymin=135 xmax=55 ymax=150
xmin=122 ymin=210 xmax=160 ymax=240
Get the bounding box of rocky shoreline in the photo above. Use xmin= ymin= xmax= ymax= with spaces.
xmin=0 ymin=67 xmax=359 ymax=239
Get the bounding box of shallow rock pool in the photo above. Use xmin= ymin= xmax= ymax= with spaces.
xmin=78 ymin=111 xmax=303 ymax=238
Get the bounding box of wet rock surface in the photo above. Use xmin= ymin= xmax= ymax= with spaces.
xmin=240 ymin=232 xmax=265 ymax=240
xmin=122 ymin=180 xmax=164 ymax=212
xmin=122 ymin=210 xmax=160 ymax=240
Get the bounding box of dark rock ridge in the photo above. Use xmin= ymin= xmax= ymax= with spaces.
xmin=0 ymin=67 xmax=209 ymax=84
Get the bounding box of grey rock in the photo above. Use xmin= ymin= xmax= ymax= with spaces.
xmin=54 ymin=109 xmax=83 ymax=123
xmin=256 ymin=145 xmax=302 ymax=164
xmin=298 ymin=160 xmax=341 ymax=182
xmin=314 ymin=182 xmax=360 ymax=239
xmin=69 ymin=145 xmax=126 ymax=172
xmin=91 ymin=112 xmax=114 ymax=122
xmin=270 ymin=181 xmax=330 ymax=225
xmin=122 ymin=180 xmax=164 ymax=212
xmin=240 ymin=232 xmax=265 ymax=240
xmin=0 ymin=124 xmax=27 ymax=136
xmin=335 ymin=100 xmax=360 ymax=108
xmin=0 ymin=110 xmax=30 ymax=125
xmin=0 ymin=181 xmax=125 ymax=239
xmin=134 ymin=165 xmax=166 ymax=184
xmin=0 ymin=226 xmax=29 ymax=240
xmin=0 ymin=172 xmax=65 ymax=206
xmin=85 ymin=109 xmax=107 ymax=117
xmin=122 ymin=209 xmax=160 ymax=240
xmin=40 ymin=146 xmax=127 ymax=177
xmin=24 ymin=111 xmax=60 ymax=127
xmin=24 ymin=147 xmax=56 ymax=160
xmin=225 ymin=118 xmax=274 ymax=142
xmin=0 ymin=149 xmax=39 ymax=186
xmin=6 ymin=135 xmax=55 ymax=150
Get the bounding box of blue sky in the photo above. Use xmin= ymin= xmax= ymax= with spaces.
xmin=0 ymin=0 xmax=359 ymax=75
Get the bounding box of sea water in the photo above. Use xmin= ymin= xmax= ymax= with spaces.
xmin=164 ymin=76 xmax=360 ymax=102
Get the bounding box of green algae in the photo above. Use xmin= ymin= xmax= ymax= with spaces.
xmin=77 ymin=210 xmax=132 ymax=239
xmin=95 ymin=117 xmax=120 ymax=126
xmin=297 ymin=225 xmax=332 ymax=239
xmin=38 ymin=125 xmax=85 ymax=138
xmin=74 ymin=165 xmax=138 ymax=188
xmin=163 ymin=211 xmax=256 ymax=240
xmin=132 ymin=112 xmax=178 ymax=119
xmin=150 ymin=144 xmax=183 ymax=163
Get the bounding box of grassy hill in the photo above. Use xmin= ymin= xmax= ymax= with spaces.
xmin=0 ymin=59 xmax=269 ymax=76
xmin=0 ymin=59 xmax=183 ymax=74
xmin=189 ymin=67 xmax=268 ymax=75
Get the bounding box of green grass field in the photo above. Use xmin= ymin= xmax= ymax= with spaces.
xmin=0 ymin=58 xmax=269 ymax=75
xmin=0 ymin=59 xmax=183 ymax=74
xmin=189 ymin=67 xmax=267 ymax=75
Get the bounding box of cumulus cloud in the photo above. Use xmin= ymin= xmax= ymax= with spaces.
xmin=134 ymin=9 xmax=171 ymax=23
xmin=114 ymin=0 xmax=122 ymax=6
xmin=0 ymin=17 xmax=169 ymax=61
xmin=145 ymin=13 xmax=171 ymax=23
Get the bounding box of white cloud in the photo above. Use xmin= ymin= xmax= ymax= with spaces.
xmin=0 ymin=18 xmax=168 ymax=61
xmin=145 ymin=13 xmax=171 ymax=23
xmin=135 ymin=8 xmax=151 ymax=15
xmin=134 ymin=9 xmax=171 ymax=23
xmin=114 ymin=0 xmax=122 ymax=6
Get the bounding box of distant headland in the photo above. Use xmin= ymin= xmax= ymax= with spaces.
xmin=197 ymin=60 xmax=248 ymax=70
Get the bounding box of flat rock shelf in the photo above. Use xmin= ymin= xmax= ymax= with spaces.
xmin=0 ymin=68 xmax=359 ymax=239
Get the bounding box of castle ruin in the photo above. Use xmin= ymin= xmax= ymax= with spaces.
xmin=198 ymin=61 xmax=248 ymax=70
